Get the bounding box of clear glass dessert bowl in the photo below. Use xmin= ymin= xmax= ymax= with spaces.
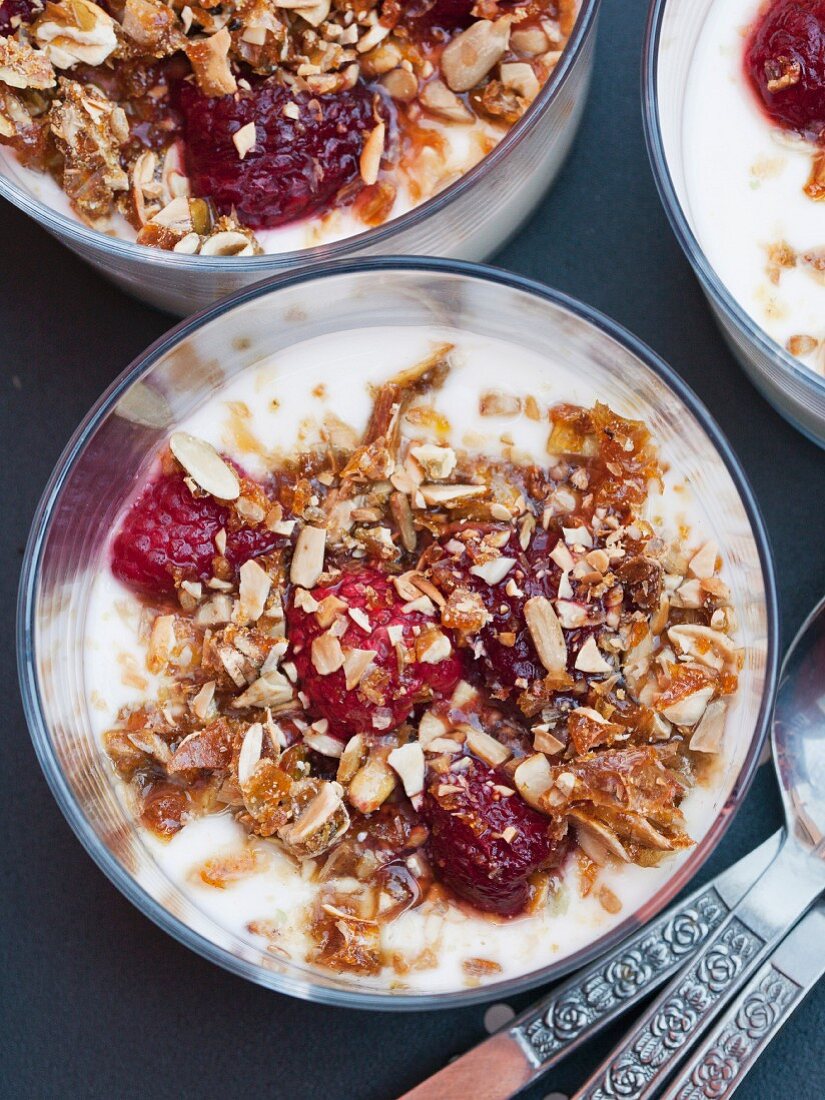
xmin=0 ymin=0 xmax=599 ymax=318
xmin=644 ymin=0 xmax=825 ymax=449
xmin=17 ymin=257 xmax=779 ymax=1009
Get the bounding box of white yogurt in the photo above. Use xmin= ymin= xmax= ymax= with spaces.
xmin=84 ymin=326 xmax=736 ymax=992
xmin=683 ymin=0 xmax=825 ymax=372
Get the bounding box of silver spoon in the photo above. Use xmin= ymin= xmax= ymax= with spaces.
xmin=575 ymin=594 xmax=825 ymax=1100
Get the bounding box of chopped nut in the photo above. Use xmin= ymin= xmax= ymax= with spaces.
xmin=419 ymin=78 xmax=473 ymax=122
xmin=524 ymin=596 xmax=567 ymax=673
xmin=532 ymin=723 xmax=564 ymax=755
xmin=190 ymin=680 xmax=216 ymax=721
xmin=418 ymin=483 xmax=486 ymax=506
xmin=499 ymin=61 xmax=540 ymax=102
xmin=470 ymin=557 xmax=516 ymax=585
xmin=388 ymin=742 xmax=425 ymax=800
xmin=688 ymin=540 xmax=718 ymax=580
xmin=359 ymin=120 xmax=385 ymax=185
xmin=574 ymin=636 xmax=612 ymax=675
xmin=232 ymin=121 xmax=257 ymax=160
xmin=237 ymin=560 xmax=271 ymax=624
xmin=0 ymin=37 xmax=55 ymax=90
xmin=290 ymin=525 xmax=326 ymax=588
xmin=279 ymin=781 xmax=349 ymax=858
xmin=347 ymin=756 xmax=396 ymax=813
xmin=343 ymin=647 xmax=375 ymax=690
xmin=147 ymin=613 xmax=176 ymax=672
xmin=304 ymin=726 xmax=344 ymax=758
xmin=465 ymin=727 xmax=511 ymax=768
xmin=690 ymin=699 xmax=727 ymax=753
xmin=237 ymin=722 xmax=264 ymax=785
xmin=417 ymin=629 xmax=452 ymax=664
xmin=569 ymin=809 xmax=630 ymax=864
xmin=311 ymin=632 xmax=345 ymax=675
xmin=513 ymin=753 xmax=554 ymax=810
xmin=337 ymin=733 xmax=366 ymax=784
xmin=186 ymin=27 xmax=237 ymax=96
xmin=660 ymin=684 xmax=715 ymax=727
xmin=409 ymin=443 xmax=457 ymax=480
xmin=440 ymin=18 xmax=511 ymax=93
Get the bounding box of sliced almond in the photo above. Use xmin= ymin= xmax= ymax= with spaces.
xmin=282 ymin=781 xmax=345 ymax=844
xmin=388 ymin=742 xmax=425 ymax=799
xmin=359 ymin=121 xmax=385 ymax=185
xmin=688 ymin=540 xmax=718 ymax=580
xmin=170 ymin=432 xmax=240 ymax=500
xmin=555 ymin=599 xmax=589 ymax=629
xmin=418 ymin=709 xmax=451 ymax=747
xmin=661 ymin=684 xmax=715 ymax=727
xmin=232 ymin=120 xmax=257 ymax=160
xmin=524 ymin=596 xmax=567 ymax=673
xmin=343 ymin=647 xmax=375 ymax=690
xmin=499 ymin=60 xmax=540 ymax=101
xmin=440 ymin=17 xmax=511 ymax=93
xmin=419 ymin=78 xmax=473 ymax=122
xmin=311 ymin=632 xmax=345 ymax=675
xmin=409 ymin=442 xmax=457 ymax=480
xmin=470 ymin=557 xmax=516 ymax=585
xmin=419 ymin=483 xmax=486 ymax=506
xmin=190 ymin=680 xmax=216 ymax=721
xmin=569 ymin=809 xmax=630 ymax=863
xmin=417 ymin=630 xmax=452 ymax=664
xmin=465 ymin=727 xmax=511 ymax=768
xmin=237 ymin=559 xmax=271 ymax=624
xmin=237 ymin=722 xmax=263 ymax=786
xmin=337 ymin=733 xmax=367 ymax=783
xmin=690 ymin=699 xmax=727 ymax=753
xmin=574 ymin=636 xmax=612 ymax=674
xmin=147 ymin=613 xmax=176 ymax=672
xmin=303 ymin=727 xmax=344 ymax=758
xmin=513 ymin=753 xmax=554 ymax=810
xmin=347 ymin=756 xmax=396 ymax=813
xmin=290 ymin=525 xmax=326 ymax=588
xmin=532 ymin=723 xmax=564 ymax=755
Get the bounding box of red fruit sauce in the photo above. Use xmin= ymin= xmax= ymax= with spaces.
xmin=745 ymin=0 xmax=825 ymax=141
xmin=285 ymin=566 xmax=462 ymax=740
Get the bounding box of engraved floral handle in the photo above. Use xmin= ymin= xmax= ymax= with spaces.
xmin=661 ymin=901 xmax=825 ymax=1100
xmin=397 ymin=834 xmax=782 ymax=1100
xmin=573 ymin=842 xmax=825 ymax=1100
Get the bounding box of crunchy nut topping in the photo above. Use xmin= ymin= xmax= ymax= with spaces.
xmin=499 ymin=61 xmax=540 ymax=103
xmin=343 ymin=647 xmax=375 ymax=690
xmin=311 ymin=631 xmax=346 ymax=675
xmin=237 ymin=721 xmax=264 ymax=785
xmin=513 ymin=752 xmax=554 ymax=810
xmin=387 ymin=742 xmax=425 ymax=800
xmin=170 ymin=431 xmax=241 ymax=500
xmin=347 ymin=756 xmax=396 ymax=814
xmin=574 ymin=635 xmax=612 ymax=675
xmin=465 ymin=727 xmax=511 ymax=768
xmin=237 ymin=560 xmax=272 ymax=624
xmin=470 ymin=557 xmax=516 ymax=585
xmin=232 ymin=121 xmax=257 ymax=160
xmin=690 ymin=699 xmax=727 ymax=753
xmin=409 ymin=443 xmax=457 ymax=481
xmin=419 ymin=78 xmax=473 ymax=122
xmin=359 ymin=120 xmax=385 ymax=185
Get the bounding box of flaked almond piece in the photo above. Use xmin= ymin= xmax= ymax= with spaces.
xmin=419 ymin=483 xmax=486 ymax=506
xmin=690 ymin=699 xmax=727 ymax=753
xmin=237 ymin=559 xmax=271 ymax=623
xmin=419 ymin=78 xmax=473 ymax=122
xmin=513 ymin=752 xmax=554 ymax=810
xmin=569 ymin=809 xmax=630 ymax=864
xmin=661 ymin=684 xmax=715 ymax=727
xmin=388 ymin=742 xmax=425 ymax=800
xmin=555 ymin=599 xmax=589 ymax=629
xmin=524 ymin=596 xmax=567 ymax=673
xmin=532 ymin=723 xmax=564 ymax=755
xmin=303 ymin=727 xmax=344 ymax=758
xmin=237 ymin=722 xmax=264 ymax=786
xmin=232 ymin=121 xmax=256 ymax=160
xmin=0 ymin=36 xmax=56 ymax=90
xmin=688 ymin=540 xmax=718 ymax=579
xmin=343 ymin=647 xmax=375 ymax=690
xmin=232 ymin=668 xmax=293 ymax=709
xmin=499 ymin=61 xmax=540 ymax=102
xmin=170 ymin=432 xmax=240 ymax=500
xmin=185 ymin=26 xmax=236 ymax=96
xmin=470 ymin=557 xmax=516 ymax=585
xmin=409 ymin=442 xmax=457 ymax=480
xmin=190 ymin=680 xmax=216 ymax=721
xmin=281 ymin=781 xmax=347 ymax=846
xmin=417 ymin=709 xmax=451 ymax=747
xmin=360 ymin=121 xmax=385 ymax=185
xmin=667 ymin=624 xmax=738 ymax=672
xmin=465 ymin=727 xmax=511 ymax=768
xmin=347 ymin=756 xmax=396 ymax=813
xmin=311 ymin=632 xmax=345 ymax=675
xmin=147 ymin=613 xmax=176 ymax=672
xmin=417 ymin=629 xmax=452 ymax=664
xmin=574 ymin=635 xmax=612 ymax=674
xmin=337 ymin=733 xmax=366 ymax=783
xmin=440 ymin=17 xmax=511 ymax=93
xmin=290 ymin=525 xmax=326 ymax=587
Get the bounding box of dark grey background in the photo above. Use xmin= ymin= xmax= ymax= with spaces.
xmin=2 ymin=2 xmax=823 ymax=1097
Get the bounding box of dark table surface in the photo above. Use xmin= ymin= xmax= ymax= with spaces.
xmin=2 ymin=3 xmax=824 ymax=1098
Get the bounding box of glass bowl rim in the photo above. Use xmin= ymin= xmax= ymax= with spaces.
xmin=642 ymin=0 xmax=825 ymax=444
xmin=0 ymin=0 xmax=600 ymax=274
xmin=17 ymin=255 xmax=780 ymax=1011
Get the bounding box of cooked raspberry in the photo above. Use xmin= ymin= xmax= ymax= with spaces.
xmin=286 ymin=566 xmax=462 ymax=740
xmin=422 ymin=757 xmax=565 ymax=915
xmin=432 ymin=526 xmax=595 ymax=693
xmin=111 ymin=471 xmax=283 ymax=596
xmin=0 ymin=0 xmax=39 ymax=33
xmin=745 ymin=0 xmax=825 ymax=140
xmin=177 ymin=79 xmax=389 ymax=229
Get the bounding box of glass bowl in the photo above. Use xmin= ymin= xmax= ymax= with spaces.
xmin=643 ymin=0 xmax=825 ymax=450
xmin=0 ymin=0 xmax=599 ymax=318
xmin=17 ymin=257 xmax=779 ymax=1010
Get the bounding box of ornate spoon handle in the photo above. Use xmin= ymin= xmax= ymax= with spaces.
xmin=661 ymin=900 xmax=825 ymax=1100
xmin=573 ymin=840 xmax=825 ymax=1100
xmin=397 ymin=833 xmax=781 ymax=1100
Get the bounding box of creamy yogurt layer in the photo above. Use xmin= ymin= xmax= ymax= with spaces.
xmin=85 ymin=327 xmax=742 ymax=992
xmin=683 ymin=0 xmax=825 ymax=373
